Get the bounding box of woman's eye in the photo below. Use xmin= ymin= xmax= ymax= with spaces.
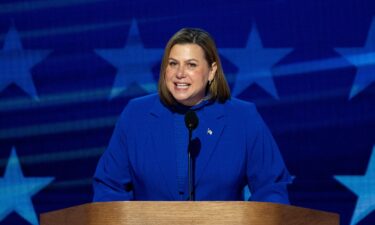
xmin=169 ymin=61 xmax=177 ymax=66
xmin=188 ymin=63 xmax=197 ymax=68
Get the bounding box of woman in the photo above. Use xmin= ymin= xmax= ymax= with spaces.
xmin=93 ymin=28 xmax=292 ymax=203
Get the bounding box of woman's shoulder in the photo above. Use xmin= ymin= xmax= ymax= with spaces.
xmin=223 ymin=98 xmax=265 ymax=127
xmin=119 ymin=93 xmax=160 ymax=117
xmin=224 ymin=97 xmax=257 ymax=113
xmin=127 ymin=93 xmax=159 ymax=107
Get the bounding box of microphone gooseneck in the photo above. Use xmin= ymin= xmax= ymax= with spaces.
xmin=184 ymin=110 xmax=199 ymax=201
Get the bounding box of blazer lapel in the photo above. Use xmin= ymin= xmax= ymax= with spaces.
xmin=194 ymin=102 xmax=226 ymax=186
xmin=148 ymin=99 xmax=178 ymax=200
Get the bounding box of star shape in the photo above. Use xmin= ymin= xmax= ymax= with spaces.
xmin=0 ymin=147 xmax=54 ymax=225
xmin=0 ymin=25 xmax=51 ymax=100
xmin=243 ymin=185 xmax=251 ymax=200
xmin=335 ymin=145 xmax=375 ymax=225
xmin=95 ymin=19 xmax=162 ymax=99
xmin=336 ymin=17 xmax=375 ymax=100
xmin=220 ymin=24 xmax=292 ymax=98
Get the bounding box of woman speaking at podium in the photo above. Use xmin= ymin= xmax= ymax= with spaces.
xmin=93 ymin=28 xmax=292 ymax=203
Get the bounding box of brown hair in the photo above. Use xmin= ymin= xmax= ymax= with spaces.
xmin=158 ymin=28 xmax=231 ymax=106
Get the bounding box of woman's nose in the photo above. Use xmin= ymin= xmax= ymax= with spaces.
xmin=176 ymin=66 xmax=186 ymax=78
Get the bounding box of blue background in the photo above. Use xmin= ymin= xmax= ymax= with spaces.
xmin=0 ymin=0 xmax=374 ymax=224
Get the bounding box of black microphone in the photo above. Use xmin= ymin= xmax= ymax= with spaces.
xmin=184 ymin=110 xmax=199 ymax=201
xmin=185 ymin=110 xmax=199 ymax=131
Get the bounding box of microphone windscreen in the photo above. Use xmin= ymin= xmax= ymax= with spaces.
xmin=185 ymin=111 xmax=199 ymax=130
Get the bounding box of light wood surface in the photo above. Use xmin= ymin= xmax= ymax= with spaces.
xmin=40 ymin=201 xmax=339 ymax=225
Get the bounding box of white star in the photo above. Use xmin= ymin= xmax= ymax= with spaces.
xmin=0 ymin=25 xmax=51 ymax=100
xmin=335 ymin=145 xmax=375 ymax=225
xmin=336 ymin=17 xmax=375 ymax=100
xmin=220 ymin=24 xmax=292 ymax=99
xmin=95 ymin=19 xmax=162 ymax=99
xmin=0 ymin=147 xmax=54 ymax=225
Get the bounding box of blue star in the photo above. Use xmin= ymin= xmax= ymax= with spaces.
xmin=0 ymin=147 xmax=54 ymax=225
xmin=220 ymin=24 xmax=292 ymax=98
xmin=95 ymin=19 xmax=162 ymax=99
xmin=243 ymin=185 xmax=251 ymax=200
xmin=336 ymin=17 xmax=375 ymax=100
xmin=0 ymin=25 xmax=51 ymax=100
xmin=335 ymin=145 xmax=375 ymax=225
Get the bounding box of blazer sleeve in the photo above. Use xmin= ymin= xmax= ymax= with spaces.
xmin=246 ymin=106 xmax=292 ymax=204
xmin=92 ymin=106 xmax=134 ymax=202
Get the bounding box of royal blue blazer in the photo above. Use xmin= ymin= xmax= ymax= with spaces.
xmin=93 ymin=94 xmax=292 ymax=203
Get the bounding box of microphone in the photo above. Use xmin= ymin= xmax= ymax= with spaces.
xmin=184 ymin=110 xmax=199 ymax=131
xmin=184 ymin=110 xmax=199 ymax=201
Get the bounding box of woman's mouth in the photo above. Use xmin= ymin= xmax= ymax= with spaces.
xmin=175 ymin=83 xmax=190 ymax=89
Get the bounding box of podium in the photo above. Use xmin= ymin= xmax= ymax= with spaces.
xmin=40 ymin=201 xmax=339 ymax=225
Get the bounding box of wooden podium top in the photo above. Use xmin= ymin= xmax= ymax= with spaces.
xmin=40 ymin=201 xmax=339 ymax=225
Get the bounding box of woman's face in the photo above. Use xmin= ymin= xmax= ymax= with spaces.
xmin=165 ymin=44 xmax=217 ymax=106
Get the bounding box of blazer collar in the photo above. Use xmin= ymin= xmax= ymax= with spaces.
xmin=148 ymin=98 xmax=178 ymax=199
xmin=194 ymin=100 xmax=226 ymax=185
xmin=148 ymin=97 xmax=227 ymax=199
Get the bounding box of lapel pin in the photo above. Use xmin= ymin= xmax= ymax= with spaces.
xmin=207 ymin=128 xmax=213 ymax=135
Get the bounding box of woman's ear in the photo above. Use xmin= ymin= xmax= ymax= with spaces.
xmin=209 ymin=62 xmax=217 ymax=81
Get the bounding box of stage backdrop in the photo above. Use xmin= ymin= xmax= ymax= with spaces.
xmin=0 ymin=0 xmax=374 ymax=224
